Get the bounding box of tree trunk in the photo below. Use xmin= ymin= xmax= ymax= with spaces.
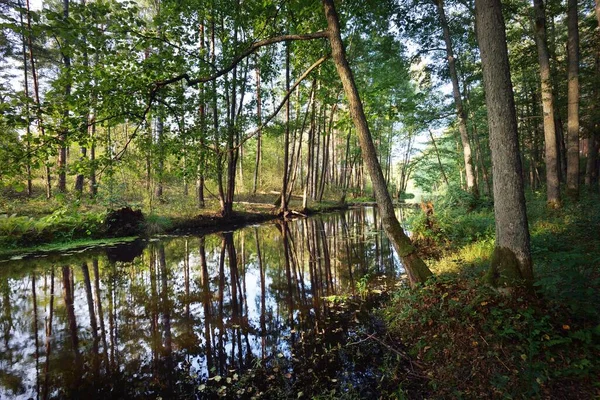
xmin=475 ymin=0 xmax=533 ymax=287
xmin=75 ymin=0 xmax=90 ymax=195
xmin=322 ymin=0 xmax=432 ymax=287
xmin=566 ymin=0 xmax=580 ymax=200
xmin=429 ymin=129 xmax=450 ymax=186
xmin=252 ymin=62 xmax=262 ymax=195
xmin=197 ymin=23 xmax=206 ymax=208
xmin=18 ymin=1 xmax=33 ymax=196
xmin=58 ymin=0 xmax=71 ymax=193
xmin=435 ymin=0 xmax=478 ymax=196
xmin=281 ymin=42 xmax=291 ymax=213
xmin=302 ymin=87 xmax=316 ymax=210
xmin=89 ymin=120 xmax=97 ymax=197
xmin=155 ymin=115 xmax=165 ymax=200
xmin=532 ymin=0 xmax=561 ymax=208
xmin=25 ymin=0 xmax=51 ymax=198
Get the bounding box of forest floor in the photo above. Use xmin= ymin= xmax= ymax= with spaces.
xmin=383 ymin=190 xmax=600 ymax=399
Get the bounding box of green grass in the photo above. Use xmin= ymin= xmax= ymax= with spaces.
xmin=383 ymin=189 xmax=600 ymax=398
xmin=0 ymin=236 xmax=140 ymax=260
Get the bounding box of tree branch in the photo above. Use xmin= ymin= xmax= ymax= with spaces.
xmin=233 ymin=54 xmax=330 ymax=151
xmin=155 ymin=31 xmax=329 ymax=88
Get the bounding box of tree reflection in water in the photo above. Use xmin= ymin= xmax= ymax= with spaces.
xmin=0 ymin=207 xmax=412 ymax=399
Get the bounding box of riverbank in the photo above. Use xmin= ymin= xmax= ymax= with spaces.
xmin=383 ymin=191 xmax=600 ymax=398
xmin=0 ymin=192 xmax=350 ymax=260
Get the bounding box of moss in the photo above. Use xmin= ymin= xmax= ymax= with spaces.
xmin=0 ymin=236 xmax=140 ymax=260
xmin=486 ymin=246 xmax=524 ymax=287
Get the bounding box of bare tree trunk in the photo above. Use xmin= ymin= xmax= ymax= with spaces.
xmin=89 ymin=119 xmax=97 ymax=197
xmin=532 ymin=0 xmax=561 ymax=208
xmin=155 ymin=115 xmax=165 ymax=200
xmin=57 ymin=0 xmax=72 ymax=193
xmin=281 ymin=42 xmax=291 ymax=213
xmin=18 ymin=1 xmax=33 ymax=196
xmin=435 ymin=0 xmax=478 ymax=196
xmin=197 ymin=23 xmax=206 ymax=208
xmin=322 ymin=0 xmax=432 ymax=287
xmin=252 ymin=62 xmax=262 ymax=195
xmin=566 ymin=0 xmax=580 ymax=200
xmin=25 ymin=0 xmax=51 ymax=198
xmin=476 ymin=0 xmax=533 ymax=287
xmin=302 ymin=85 xmax=317 ymax=210
xmin=429 ymin=129 xmax=449 ymax=186
xmin=587 ymin=46 xmax=600 ymax=188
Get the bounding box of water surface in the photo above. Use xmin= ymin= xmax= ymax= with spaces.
xmin=0 ymin=206 xmax=411 ymax=399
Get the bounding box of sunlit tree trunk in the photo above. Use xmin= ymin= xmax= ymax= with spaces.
xmin=475 ymin=0 xmax=533 ymax=287
xmin=566 ymin=0 xmax=580 ymax=200
xmin=155 ymin=115 xmax=165 ymax=200
xmin=253 ymin=61 xmax=262 ymax=196
xmin=57 ymin=0 xmax=71 ymax=193
xmin=25 ymin=0 xmax=51 ymax=198
xmin=281 ymin=42 xmax=291 ymax=213
xmin=322 ymin=0 xmax=433 ymax=287
xmin=532 ymin=0 xmax=561 ymax=208
xmin=75 ymin=0 xmax=90 ymax=194
xmin=18 ymin=0 xmax=33 ymax=196
xmin=196 ymin=23 xmax=206 ymax=208
xmin=435 ymin=0 xmax=477 ymax=196
xmin=302 ymin=89 xmax=316 ymax=210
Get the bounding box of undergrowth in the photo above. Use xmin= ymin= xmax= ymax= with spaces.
xmin=385 ymin=277 xmax=600 ymax=399
xmin=0 ymin=205 xmax=106 ymax=249
xmin=386 ymin=188 xmax=600 ymax=398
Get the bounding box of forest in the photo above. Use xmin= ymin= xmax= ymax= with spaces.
xmin=0 ymin=0 xmax=599 ymax=398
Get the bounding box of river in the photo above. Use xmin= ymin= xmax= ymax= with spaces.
xmin=0 ymin=206 xmax=416 ymax=399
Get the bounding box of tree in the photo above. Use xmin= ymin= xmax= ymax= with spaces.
xmin=475 ymin=0 xmax=533 ymax=287
xmin=434 ymin=0 xmax=478 ymax=196
xmin=532 ymin=0 xmax=561 ymax=208
xmin=566 ymin=0 xmax=580 ymax=199
xmin=322 ymin=0 xmax=433 ymax=287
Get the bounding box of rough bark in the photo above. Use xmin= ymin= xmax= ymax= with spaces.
xmin=566 ymin=0 xmax=580 ymax=199
xmin=475 ymin=0 xmax=534 ymax=287
xmin=322 ymin=0 xmax=433 ymax=287
xmin=532 ymin=0 xmax=561 ymax=208
xmin=435 ymin=0 xmax=478 ymax=196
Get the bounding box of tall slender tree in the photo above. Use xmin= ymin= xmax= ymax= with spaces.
xmin=57 ymin=0 xmax=71 ymax=193
xmin=322 ymin=0 xmax=433 ymax=287
xmin=532 ymin=0 xmax=561 ymax=208
xmin=566 ymin=0 xmax=580 ymax=199
xmin=435 ymin=0 xmax=478 ymax=196
xmin=475 ymin=0 xmax=533 ymax=287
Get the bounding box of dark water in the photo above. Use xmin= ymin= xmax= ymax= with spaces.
xmin=0 ymin=207 xmax=414 ymax=399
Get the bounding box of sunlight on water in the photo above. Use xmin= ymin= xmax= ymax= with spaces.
xmin=0 ymin=206 xmax=411 ymax=399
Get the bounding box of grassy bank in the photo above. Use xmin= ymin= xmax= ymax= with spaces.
xmin=0 ymin=191 xmax=350 ymax=258
xmin=384 ymin=190 xmax=600 ymax=398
